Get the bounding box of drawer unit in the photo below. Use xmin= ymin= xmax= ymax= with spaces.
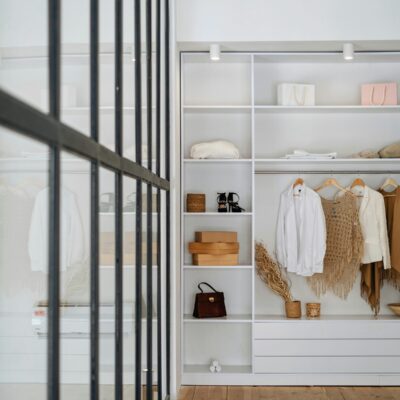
xmin=254 ymin=320 xmax=400 ymax=340
xmin=254 ymin=339 xmax=400 ymax=357
xmin=254 ymin=356 xmax=400 ymax=374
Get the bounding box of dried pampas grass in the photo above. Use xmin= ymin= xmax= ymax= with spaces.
xmin=255 ymin=242 xmax=292 ymax=302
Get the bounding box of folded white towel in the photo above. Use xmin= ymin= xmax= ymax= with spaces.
xmin=190 ymin=140 xmax=240 ymax=159
xmin=284 ymin=150 xmax=337 ymax=160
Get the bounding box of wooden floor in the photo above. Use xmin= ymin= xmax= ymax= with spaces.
xmin=178 ymin=386 xmax=400 ymax=400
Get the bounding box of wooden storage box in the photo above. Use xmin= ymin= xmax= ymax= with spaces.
xmin=186 ymin=193 xmax=206 ymax=212
xmin=195 ymin=231 xmax=237 ymax=243
xmin=188 ymin=242 xmax=239 ymax=255
xmin=192 ymin=253 xmax=239 ymax=266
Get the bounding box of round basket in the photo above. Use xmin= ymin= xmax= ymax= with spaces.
xmin=388 ymin=303 xmax=400 ymax=316
xmin=306 ymin=302 xmax=321 ymax=318
xmin=186 ymin=193 xmax=206 ymax=212
xmin=285 ymin=300 xmax=301 ymax=318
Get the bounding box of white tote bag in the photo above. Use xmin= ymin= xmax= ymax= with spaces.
xmin=277 ymin=83 xmax=315 ymax=106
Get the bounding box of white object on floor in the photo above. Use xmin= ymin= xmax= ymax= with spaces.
xmin=190 ymin=140 xmax=240 ymax=159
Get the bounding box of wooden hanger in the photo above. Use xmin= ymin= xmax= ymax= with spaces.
xmin=314 ymin=177 xmax=348 ymax=193
xmin=350 ymin=178 xmax=366 ymax=189
xmin=293 ymin=177 xmax=304 ymax=188
xmin=380 ymin=177 xmax=398 ymax=197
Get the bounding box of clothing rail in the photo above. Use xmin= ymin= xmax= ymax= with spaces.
xmin=255 ymin=170 xmax=400 ymax=175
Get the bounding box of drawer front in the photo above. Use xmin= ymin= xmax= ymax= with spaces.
xmin=254 ymin=356 xmax=400 ymax=374
xmin=254 ymin=322 xmax=400 ymax=339
xmin=254 ymin=339 xmax=400 ymax=357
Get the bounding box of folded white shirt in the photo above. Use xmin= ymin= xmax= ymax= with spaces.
xmin=284 ymin=150 xmax=337 ymax=159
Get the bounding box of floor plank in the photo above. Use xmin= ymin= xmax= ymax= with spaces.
xmin=323 ymin=387 xmax=345 ymax=400
xmin=227 ymin=386 xmax=252 ymax=400
xmin=340 ymin=387 xmax=396 ymax=400
xmin=178 ymin=385 xmax=195 ymax=400
xmin=180 ymin=386 xmax=399 ymax=400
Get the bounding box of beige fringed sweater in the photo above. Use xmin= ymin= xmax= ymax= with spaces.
xmin=308 ymin=192 xmax=364 ymax=299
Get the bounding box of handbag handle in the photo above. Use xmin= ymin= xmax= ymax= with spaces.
xmin=198 ymin=282 xmax=218 ymax=293
xmin=370 ymin=85 xmax=387 ymax=106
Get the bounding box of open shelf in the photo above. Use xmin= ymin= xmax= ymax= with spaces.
xmin=183 ymin=265 xmax=253 ymax=270
xmin=183 ymin=212 xmax=252 ymax=217
xmin=183 ymin=159 xmax=252 ymax=164
xmin=183 ymin=364 xmax=252 ymax=374
xmin=255 ymin=314 xmax=400 ymax=322
xmin=255 ymin=158 xmax=400 ymax=172
xmin=183 ymin=105 xmax=252 ymax=112
xmin=255 ymin=105 xmax=400 ymax=113
xmin=184 ymin=314 xmax=252 ymax=323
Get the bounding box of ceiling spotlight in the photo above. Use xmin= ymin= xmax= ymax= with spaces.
xmin=343 ymin=43 xmax=354 ymax=61
xmin=209 ymin=44 xmax=220 ymax=61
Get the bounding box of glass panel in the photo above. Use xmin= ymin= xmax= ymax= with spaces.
xmin=141 ymin=0 xmax=149 ymax=169
xmin=99 ymin=0 xmax=115 ymax=150
xmin=0 ymin=0 xmax=48 ymax=113
xmin=123 ymin=176 xmax=136 ymax=399
xmin=123 ymin=0 xmax=137 ymax=163
xmin=99 ymin=167 xmax=116 ymax=400
xmin=0 ymin=126 xmax=49 ymax=398
xmin=61 ymin=0 xmax=90 ymax=136
xmin=60 ymin=152 xmax=90 ymax=399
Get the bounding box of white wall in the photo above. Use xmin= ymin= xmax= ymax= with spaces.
xmin=176 ymin=0 xmax=400 ymax=48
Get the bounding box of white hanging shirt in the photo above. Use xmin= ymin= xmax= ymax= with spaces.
xmin=348 ymin=185 xmax=391 ymax=269
xmin=276 ymin=184 xmax=326 ymax=276
xmin=29 ymin=187 xmax=85 ymax=272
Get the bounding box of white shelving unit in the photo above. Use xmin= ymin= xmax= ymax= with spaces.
xmin=181 ymin=51 xmax=400 ymax=385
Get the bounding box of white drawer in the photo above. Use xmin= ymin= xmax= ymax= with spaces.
xmin=254 ymin=339 xmax=400 ymax=357
xmin=254 ymin=321 xmax=400 ymax=339
xmin=254 ymin=356 xmax=400 ymax=374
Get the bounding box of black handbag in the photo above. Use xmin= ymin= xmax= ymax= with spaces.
xmin=193 ymin=282 xmax=227 ymax=318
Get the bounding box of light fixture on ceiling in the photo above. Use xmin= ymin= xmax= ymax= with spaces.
xmin=209 ymin=44 xmax=220 ymax=61
xmin=343 ymin=43 xmax=354 ymax=61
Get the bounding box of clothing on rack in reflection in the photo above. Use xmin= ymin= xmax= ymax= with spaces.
xmin=29 ymin=187 xmax=85 ymax=272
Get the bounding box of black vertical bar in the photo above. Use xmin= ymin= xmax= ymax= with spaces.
xmin=134 ymin=0 xmax=143 ymax=398
xmin=49 ymin=0 xmax=61 ymax=119
xmin=155 ymin=0 xmax=162 ymax=398
xmin=115 ymin=1 xmax=123 ymax=400
xmin=146 ymin=0 xmax=153 ymax=398
xmin=48 ymin=1 xmax=61 ymax=400
xmin=90 ymin=0 xmax=100 ymax=399
xmin=164 ymin=0 xmax=171 ymax=396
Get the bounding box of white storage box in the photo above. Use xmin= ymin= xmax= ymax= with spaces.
xmin=277 ymin=83 xmax=315 ymax=106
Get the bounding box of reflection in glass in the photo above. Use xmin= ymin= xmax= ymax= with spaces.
xmin=100 ymin=168 xmax=116 ymax=400
xmin=123 ymin=176 xmax=137 ymax=399
xmin=60 ymin=152 xmax=90 ymax=399
xmin=0 ymin=1 xmax=48 ymax=113
xmin=0 ymin=127 xmax=49 ymax=399
xmin=60 ymin=1 xmax=90 ymax=136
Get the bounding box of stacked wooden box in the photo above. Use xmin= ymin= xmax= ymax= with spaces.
xmin=189 ymin=231 xmax=239 ymax=266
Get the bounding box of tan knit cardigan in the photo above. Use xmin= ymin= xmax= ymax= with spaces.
xmin=308 ymin=192 xmax=364 ymax=299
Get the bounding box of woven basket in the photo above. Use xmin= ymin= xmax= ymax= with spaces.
xmin=306 ymin=302 xmax=321 ymax=318
xmin=285 ymin=300 xmax=301 ymax=318
xmin=187 ymin=193 xmax=206 ymax=212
